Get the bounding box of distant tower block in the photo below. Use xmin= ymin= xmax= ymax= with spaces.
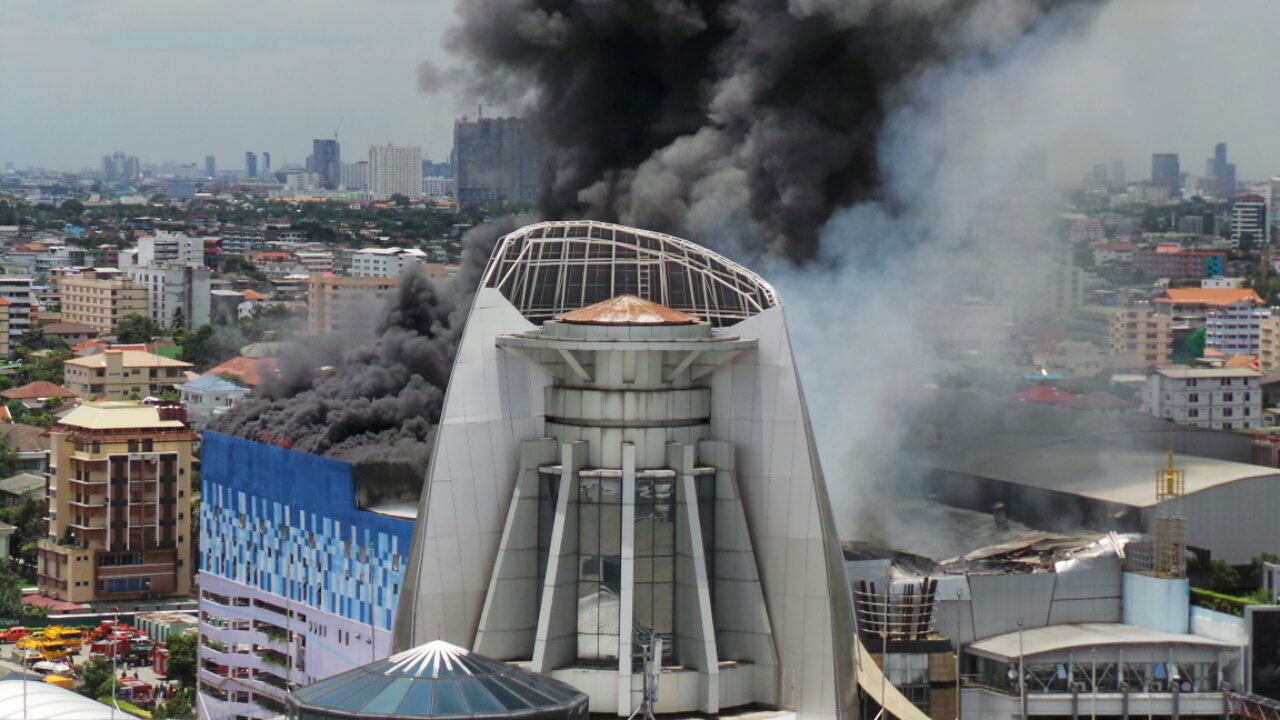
xmin=1152 ymin=450 xmax=1187 ymax=578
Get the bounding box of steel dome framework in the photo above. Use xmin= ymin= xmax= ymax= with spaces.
xmin=480 ymin=220 xmax=779 ymax=327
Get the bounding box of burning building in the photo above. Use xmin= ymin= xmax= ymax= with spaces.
xmin=392 ymin=221 xmax=858 ymax=718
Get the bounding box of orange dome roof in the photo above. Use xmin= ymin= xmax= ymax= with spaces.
xmin=556 ymin=294 xmax=697 ymax=326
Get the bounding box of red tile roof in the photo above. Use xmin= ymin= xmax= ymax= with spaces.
xmin=1008 ymin=384 xmax=1080 ymax=404
xmin=0 ymin=381 xmax=78 ymax=401
xmin=1156 ymin=288 xmax=1263 ymax=306
xmin=206 ymin=356 xmax=278 ymax=387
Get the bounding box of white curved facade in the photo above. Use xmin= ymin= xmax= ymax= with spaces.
xmin=394 ymin=221 xmax=856 ymax=720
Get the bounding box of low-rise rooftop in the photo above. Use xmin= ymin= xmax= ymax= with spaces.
xmin=968 ymin=623 xmax=1232 ymax=662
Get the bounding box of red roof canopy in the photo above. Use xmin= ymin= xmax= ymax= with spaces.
xmin=1008 ymin=384 xmax=1080 ymax=404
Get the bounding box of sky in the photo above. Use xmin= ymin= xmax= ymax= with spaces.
xmin=0 ymin=1 xmax=462 ymax=172
xmin=2 ymin=1 xmax=1280 ymax=182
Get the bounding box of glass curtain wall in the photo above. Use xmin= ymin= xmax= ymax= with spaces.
xmin=577 ymin=477 xmax=622 ymax=663
xmin=633 ymin=478 xmax=675 ymax=667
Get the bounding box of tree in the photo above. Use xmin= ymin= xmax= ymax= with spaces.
xmin=175 ymin=325 xmax=218 ymax=371
xmin=154 ymin=695 xmax=196 ymax=719
xmin=78 ymin=657 xmax=114 ymax=698
xmin=114 ymin=313 xmax=163 ymax=344
xmin=0 ymin=495 xmax=46 ymax=568
xmin=389 ymin=193 xmax=411 ymax=207
xmin=165 ymin=632 xmax=198 ymax=687
xmin=59 ymin=199 xmax=84 ymax=214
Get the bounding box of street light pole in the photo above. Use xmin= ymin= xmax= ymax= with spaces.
xmin=111 ymin=606 xmax=119 ymax=720
xmin=1017 ymin=618 xmax=1025 ymax=720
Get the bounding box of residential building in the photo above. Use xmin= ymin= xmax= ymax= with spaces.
xmin=339 ymin=161 xmax=368 ymax=191
xmin=349 ymin=247 xmax=429 ymax=277
xmin=1032 ymin=339 xmax=1104 ymax=379
xmin=1206 ymin=300 xmax=1271 ymax=356
xmin=36 ymin=402 xmax=196 ymax=603
xmin=197 ymin=434 xmax=414 ymax=718
xmin=38 ymin=321 xmax=99 ymax=344
xmin=205 ymin=156 xmax=216 ymax=178
xmin=63 ymin=349 xmax=193 ymax=400
xmin=1151 ymin=153 xmax=1180 ymax=196
xmin=1261 ymin=315 xmax=1280 ymax=371
xmin=1091 ymin=241 xmax=1135 ymax=265
xmin=0 ymin=380 xmax=77 ymax=411
xmin=177 ymin=375 xmax=248 ymax=430
xmin=0 ymin=277 xmax=34 ymax=342
xmin=134 ymin=232 xmax=204 ymax=268
xmin=1143 ymin=366 xmax=1262 ymax=429
xmin=292 ymin=251 xmax=334 ymax=274
xmin=0 ymin=423 xmax=51 ymax=475
xmin=1135 ymin=245 xmax=1226 ymax=280
xmin=1067 ymin=216 xmax=1105 ymax=243
xmin=59 ymin=269 xmax=148 ymax=335
xmin=312 ymin=139 xmax=340 ymax=190
xmin=0 ymin=298 xmax=9 ymax=357
xmin=1231 ymin=194 xmax=1269 ymax=249
xmin=0 ymin=472 xmax=44 ymax=507
xmin=125 ymin=265 xmax=212 ymax=330
xmin=1202 ymin=277 xmax=1247 ymax=289
xmin=204 ymin=356 xmax=277 ymax=388
xmin=218 ymin=227 xmax=265 ymax=256
xmin=393 ymin=221 xmax=857 ymax=718
xmin=453 ymin=116 xmax=544 ymax=202
xmin=1157 ymin=287 xmax=1264 ymax=343
xmin=421 ymin=175 xmax=454 ymax=199
xmin=368 ymin=144 xmax=422 ymax=200
xmin=1068 ymin=304 xmax=1172 ymax=369
xmin=306 ymin=274 xmax=398 ymax=336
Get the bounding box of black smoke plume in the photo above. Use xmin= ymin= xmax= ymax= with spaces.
xmin=209 ymin=218 xmax=530 ymax=470
xmin=444 ymin=0 xmax=1095 ymax=260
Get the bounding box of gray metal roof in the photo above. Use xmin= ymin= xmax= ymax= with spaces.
xmin=0 ymin=473 xmax=44 ymax=496
xmin=929 ymin=432 xmax=1278 ymax=507
xmin=967 ymin=623 xmax=1232 ymax=662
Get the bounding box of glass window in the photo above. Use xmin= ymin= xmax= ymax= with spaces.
xmin=577 ymin=475 xmax=621 ymax=664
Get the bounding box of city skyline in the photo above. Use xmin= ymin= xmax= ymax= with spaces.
xmin=3 ymin=3 xmax=1280 ymax=185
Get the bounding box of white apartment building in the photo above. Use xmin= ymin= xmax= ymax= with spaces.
xmin=339 ymin=161 xmax=368 ymax=191
xmin=1144 ymin=366 xmax=1262 ymax=430
xmin=134 ymin=232 xmax=204 ymax=268
xmin=349 ymin=247 xmax=426 ymax=277
xmin=293 ymin=251 xmax=335 ymax=274
xmin=368 ymin=144 xmax=422 ymax=200
xmin=421 ymin=175 xmax=455 ymax=199
xmin=1231 ymin=194 xmax=1269 ymax=249
xmin=0 ymin=277 xmax=34 ymax=341
xmin=1205 ymin=300 xmax=1270 ymax=356
xmin=125 ymin=264 xmax=212 ymax=329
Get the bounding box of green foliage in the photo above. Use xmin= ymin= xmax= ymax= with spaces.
xmin=59 ymin=199 xmax=84 ymax=214
xmin=1181 ymin=327 xmax=1206 ymax=363
xmin=174 ymin=325 xmax=218 ymax=371
xmin=0 ymin=562 xmax=29 ymax=618
xmin=0 ymin=491 xmax=43 ymax=568
xmin=164 ymin=632 xmax=198 ymax=687
xmin=152 ymin=695 xmax=195 ymax=719
xmin=78 ymin=657 xmax=114 ymax=698
xmin=1190 ymin=587 xmax=1249 ymax=617
xmin=98 ymin=695 xmax=151 ymax=718
xmin=1208 ymin=559 xmax=1241 ymax=593
xmin=219 ymin=256 xmax=267 ymax=282
xmin=114 ymin=314 xmax=164 ymax=344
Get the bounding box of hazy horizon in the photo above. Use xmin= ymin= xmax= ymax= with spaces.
xmin=2 ymin=1 xmax=1280 ymax=185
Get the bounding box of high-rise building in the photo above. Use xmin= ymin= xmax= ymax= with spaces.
xmin=1151 ymin=153 xmax=1181 ymax=197
xmin=339 ymin=161 xmax=368 ymax=191
xmin=1231 ymin=194 xmax=1269 ymax=249
xmin=36 ymin=401 xmax=196 ymax=604
xmin=0 ymin=277 xmax=34 ymax=341
xmin=368 ymin=144 xmax=422 ymax=200
xmin=312 ymin=139 xmax=340 ymax=190
xmin=453 ymin=117 xmax=545 ymax=202
xmin=125 ymin=265 xmax=212 ymax=330
xmin=393 ymin=221 xmax=857 ymax=718
xmin=59 ymin=269 xmax=149 ymax=335
xmin=1205 ymin=142 xmax=1237 ymax=193
xmin=205 ymin=155 xmax=216 ymax=178
xmin=1109 ymin=159 xmax=1126 ymax=184
xmin=245 ymin=151 xmax=258 ymax=179
xmin=307 ymin=274 xmax=399 ymax=335
xmin=262 ymin=151 xmax=271 ymax=179
xmin=197 ymin=435 xmax=414 ymax=718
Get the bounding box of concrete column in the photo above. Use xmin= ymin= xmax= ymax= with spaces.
xmin=533 ymin=441 xmax=587 ymax=673
xmin=476 ymin=438 xmax=557 ymax=659
xmin=616 ymin=443 xmax=637 ymax=717
xmin=671 ymin=440 xmax=720 ymax=713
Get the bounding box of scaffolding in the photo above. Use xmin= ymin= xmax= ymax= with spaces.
xmin=1151 ymin=449 xmax=1187 ymax=579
